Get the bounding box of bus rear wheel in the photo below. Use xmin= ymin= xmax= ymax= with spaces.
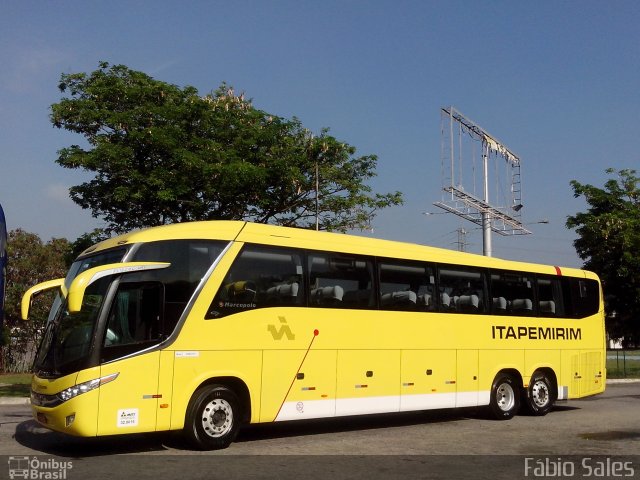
xmin=523 ymin=371 xmax=556 ymax=416
xmin=488 ymin=373 xmax=520 ymax=420
xmin=184 ymin=385 xmax=241 ymax=450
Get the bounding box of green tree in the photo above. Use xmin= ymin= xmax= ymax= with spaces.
xmin=567 ymin=168 xmax=640 ymax=345
xmin=1 ymin=230 xmax=71 ymax=372
xmin=51 ymin=62 xmax=402 ymax=234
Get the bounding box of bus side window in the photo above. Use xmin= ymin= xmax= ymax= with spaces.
xmin=438 ymin=267 xmax=486 ymax=314
xmin=379 ymin=260 xmax=436 ymax=312
xmin=537 ymin=276 xmax=565 ymax=317
xmin=490 ymin=271 xmax=535 ymax=316
xmin=565 ymin=277 xmax=599 ymax=318
xmin=308 ymin=252 xmax=374 ymax=309
xmin=134 ymin=239 xmax=226 ymax=331
xmin=207 ymin=245 xmax=304 ymax=318
xmin=102 ymin=281 xmax=164 ymax=362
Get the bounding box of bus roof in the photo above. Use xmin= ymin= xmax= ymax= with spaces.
xmin=83 ymin=220 xmax=595 ymax=280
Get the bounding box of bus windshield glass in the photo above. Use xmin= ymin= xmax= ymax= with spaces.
xmin=33 ymin=239 xmax=227 ymax=377
xmin=33 ymin=248 xmax=127 ymax=377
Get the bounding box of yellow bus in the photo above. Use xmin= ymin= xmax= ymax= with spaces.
xmin=21 ymin=221 xmax=605 ymax=449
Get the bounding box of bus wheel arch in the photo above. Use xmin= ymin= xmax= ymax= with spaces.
xmin=194 ymin=376 xmax=252 ymax=423
xmin=488 ymin=369 xmax=522 ymax=420
xmin=523 ymin=368 xmax=557 ymax=416
xmin=183 ymin=377 xmax=251 ymax=450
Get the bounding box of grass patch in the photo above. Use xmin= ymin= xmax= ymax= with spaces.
xmin=0 ymin=373 xmax=32 ymax=397
xmin=607 ymin=350 xmax=640 ymax=379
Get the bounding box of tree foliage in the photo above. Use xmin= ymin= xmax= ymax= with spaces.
xmin=51 ymin=62 xmax=403 ymax=234
xmin=1 ymin=230 xmax=71 ymax=372
xmin=567 ymin=168 xmax=640 ymax=345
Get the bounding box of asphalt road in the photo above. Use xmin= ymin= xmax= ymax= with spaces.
xmin=1 ymin=382 xmax=639 ymax=479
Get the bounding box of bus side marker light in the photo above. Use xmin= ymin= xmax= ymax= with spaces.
xmin=160 ymin=404 xmax=169 ymax=409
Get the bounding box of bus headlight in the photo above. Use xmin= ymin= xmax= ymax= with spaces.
xmin=57 ymin=373 xmax=119 ymax=403
xmin=32 ymin=373 xmax=119 ymax=407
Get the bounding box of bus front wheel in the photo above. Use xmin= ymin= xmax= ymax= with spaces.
xmin=184 ymin=385 xmax=241 ymax=450
xmin=523 ymin=371 xmax=556 ymax=416
xmin=488 ymin=373 xmax=520 ymax=420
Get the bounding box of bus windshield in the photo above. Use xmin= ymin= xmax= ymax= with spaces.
xmin=33 ymin=249 xmax=127 ymax=377
xmin=33 ymin=239 xmax=227 ymax=378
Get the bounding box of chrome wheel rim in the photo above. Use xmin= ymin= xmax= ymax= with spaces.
xmin=201 ymin=398 xmax=233 ymax=438
xmin=531 ymin=380 xmax=549 ymax=408
xmin=496 ymin=382 xmax=516 ymax=412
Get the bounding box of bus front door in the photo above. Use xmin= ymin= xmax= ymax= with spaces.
xmin=97 ymin=352 xmax=161 ymax=435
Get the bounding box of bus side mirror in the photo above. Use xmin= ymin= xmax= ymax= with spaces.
xmin=67 ymin=262 xmax=171 ymax=313
xmin=21 ymin=278 xmax=65 ymax=320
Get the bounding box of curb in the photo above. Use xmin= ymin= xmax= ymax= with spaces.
xmin=0 ymin=397 xmax=30 ymax=405
xmin=606 ymin=378 xmax=640 ymax=384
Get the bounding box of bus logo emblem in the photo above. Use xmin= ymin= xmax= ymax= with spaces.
xmin=268 ymin=316 xmax=295 ymax=341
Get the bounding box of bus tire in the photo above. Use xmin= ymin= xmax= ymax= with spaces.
xmin=184 ymin=385 xmax=241 ymax=450
xmin=523 ymin=371 xmax=556 ymax=416
xmin=488 ymin=373 xmax=520 ymax=420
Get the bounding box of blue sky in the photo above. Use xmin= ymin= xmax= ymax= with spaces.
xmin=1 ymin=1 xmax=638 ymax=267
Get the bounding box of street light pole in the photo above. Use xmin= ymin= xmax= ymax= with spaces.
xmin=482 ymin=144 xmax=492 ymax=257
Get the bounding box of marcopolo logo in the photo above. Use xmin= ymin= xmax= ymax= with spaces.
xmin=8 ymin=456 xmax=73 ymax=479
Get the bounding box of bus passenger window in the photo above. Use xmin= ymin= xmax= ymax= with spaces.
xmin=490 ymin=271 xmax=535 ymax=316
xmin=537 ymin=276 xmax=565 ymax=317
xmin=438 ymin=267 xmax=486 ymax=313
xmin=379 ymin=260 xmax=435 ymax=311
xmin=207 ymin=245 xmax=304 ymax=318
xmin=308 ymin=252 xmax=374 ymax=309
xmin=565 ymin=277 xmax=599 ymax=318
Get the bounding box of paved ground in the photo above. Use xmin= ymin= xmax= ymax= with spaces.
xmin=1 ymin=381 xmax=639 ymax=479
